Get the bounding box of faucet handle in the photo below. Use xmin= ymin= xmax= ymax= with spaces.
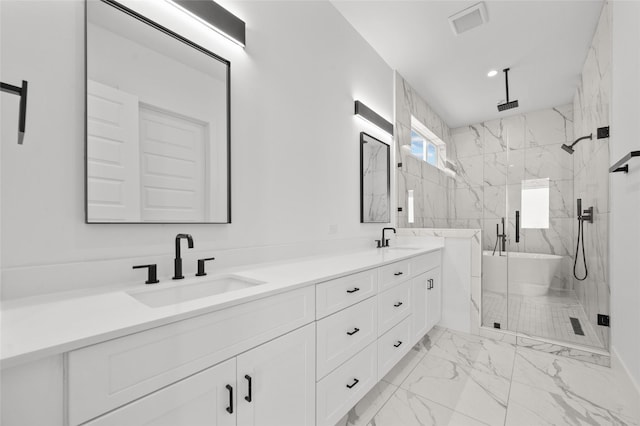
xmin=385 ymin=239 xmax=390 ymax=247
xmin=196 ymin=257 xmax=216 ymax=277
xmin=133 ymin=264 xmax=160 ymax=284
xmin=375 ymin=240 xmax=383 ymax=248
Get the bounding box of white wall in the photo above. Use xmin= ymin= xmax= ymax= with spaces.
xmin=0 ymin=1 xmax=394 ymax=298
xmin=610 ymin=0 xmax=640 ymax=391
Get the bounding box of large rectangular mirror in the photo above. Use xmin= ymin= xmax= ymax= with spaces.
xmin=360 ymin=132 xmax=390 ymax=223
xmin=86 ymin=0 xmax=230 ymax=223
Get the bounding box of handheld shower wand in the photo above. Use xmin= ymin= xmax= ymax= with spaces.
xmin=573 ymin=198 xmax=593 ymax=281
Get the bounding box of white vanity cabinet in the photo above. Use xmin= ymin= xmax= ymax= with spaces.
xmin=68 ymin=286 xmax=315 ymax=426
xmin=410 ymin=251 xmax=442 ymax=343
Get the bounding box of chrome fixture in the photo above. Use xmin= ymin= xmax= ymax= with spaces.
xmin=166 ymin=0 xmax=246 ymax=47
xmin=492 ymin=218 xmax=507 ymax=256
xmin=377 ymin=227 xmax=396 ymax=248
xmin=355 ymin=100 xmax=394 ymax=135
xmin=173 ymin=234 xmax=194 ymax=280
xmin=132 ymin=264 xmax=160 ymax=284
xmin=561 ymin=134 xmax=593 ymax=154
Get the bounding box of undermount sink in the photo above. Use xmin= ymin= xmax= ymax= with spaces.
xmin=127 ymin=275 xmax=266 ymax=308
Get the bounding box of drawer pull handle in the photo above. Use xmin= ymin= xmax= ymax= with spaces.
xmin=225 ymin=384 xmax=233 ymax=414
xmin=393 ymin=302 xmax=403 ymax=308
xmin=394 ymin=341 xmax=403 ymax=348
xmin=394 ymin=272 xmax=404 ymax=276
xmin=427 ymin=278 xmax=434 ymax=290
xmin=347 ymin=327 xmax=360 ymax=336
xmin=244 ymin=374 xmax=252 ymax=403
xmin=346 ymin=378 xmax=360 ymax=389
xmin=346 ymin=287 xmax=360 ymax=294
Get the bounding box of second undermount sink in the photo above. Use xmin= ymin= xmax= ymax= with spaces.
xmin=127 ymin=275 xmax=266 ymax=308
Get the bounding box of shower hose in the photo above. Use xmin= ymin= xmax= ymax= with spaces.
xmin=573 ymin=218 xmax=588 ymax=281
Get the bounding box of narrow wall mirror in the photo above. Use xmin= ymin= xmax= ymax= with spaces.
xmin=360 ymin=132 xmax=390 ymax=223
xmin=85 ymin=0 xmax=230 ymax=223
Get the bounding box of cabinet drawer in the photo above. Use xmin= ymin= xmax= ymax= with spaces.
xmin=316 ymin=297 xmax=377 ymax=379
xmin=316 ymin=343 xmax=377 ymax=426
xmin=378 ymin=259 xmax=411 ymax=291
xmin=378 ymin=317 xmax=412 ymax=380
xmin=67 ymin=286 xmax=315 ymax=426
xmin=409 ymin=250 xmax=441 ymax=276
xmin=377 ymin=280 xmax=411 ymax=336
xmin=316 ymin=269 xmax=377 ymax=319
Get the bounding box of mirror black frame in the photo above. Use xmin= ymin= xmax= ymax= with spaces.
xmin=360 ymin=132 xmax=390 ymax=223
xmin=84 ymin=0 xmax=231 ymax=224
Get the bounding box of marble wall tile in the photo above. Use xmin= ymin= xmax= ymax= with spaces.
xmin=524 ymin=104 xmax=574 ymax=147
xmin=548 ymin=179 xmax=574 ymax=219
xmin=482 ymin=119 xmax=508 ymax=154
xmin=452 ymin=186 xmax=483 ymax=219
xmin=524 ymin=143 xmax=574 ymax=181
xmin=523 ymin=218 xmax=573 ymax=257
xmin=455 ymin=155 xmax=484 ymax=188
xmin=483 ymin=150 xmax=525 ymax=187
xmin=395 ymin=72 xmax=412 ymax=128
xmin=451 ymin=125 xmax=483 ymax=159
xmin=482 ymin=184 xmax=506 ymax=219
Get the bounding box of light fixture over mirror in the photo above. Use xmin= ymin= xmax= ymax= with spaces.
xmin=354 ymin=100 xmax=394 ymax=136
xmin=166 ymin=0 xmax=246 ymax=47
xmin=86 ymin=0 xmax=231 ymax=224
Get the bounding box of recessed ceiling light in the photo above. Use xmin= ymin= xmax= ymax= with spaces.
xmin=487 ymin=70 xmax=498 ymax=77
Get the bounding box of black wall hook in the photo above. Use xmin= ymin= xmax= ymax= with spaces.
xmin=1 ymin=80 xmax=28 ymax=145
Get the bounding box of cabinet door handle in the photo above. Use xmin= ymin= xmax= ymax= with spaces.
xmin=347 ymin=327 xmax=360 ymax=336
xmin=394 ymin=341 xmax=403 ymax=348
xmin=427 ymin=278 xmax=434 ymax=290
xmin=393 ymin=302 xmax=403 ymax=308
xmin=225 ymin=384 xmax=233 ymax=414
xmin=346 ymin=378 xmax=360 ymax=389
xmin=393 ymin=272 xmax=404 ymax=276
xmin=244 ymin=374 xmax=252 ymax=403
xmin=346 ymin=287 xmax=360 ymax=294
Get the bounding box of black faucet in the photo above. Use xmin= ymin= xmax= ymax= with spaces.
xmin=173 ymin=234 xmax=194 ymax=280
xmin=377 ymin=227 xmax=396 ymax=248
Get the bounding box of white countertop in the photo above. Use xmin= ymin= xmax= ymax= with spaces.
xmin=0 ymin=241 xmax=443 ymax=369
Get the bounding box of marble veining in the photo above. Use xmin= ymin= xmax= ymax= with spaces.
xmin=345 ymin=328 xmax=638 ymax=426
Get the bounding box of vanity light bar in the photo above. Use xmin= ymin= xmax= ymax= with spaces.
xmin=354 ymin=100 xmax=394 ymax=136
xmin=166 ymin=0 xmax=246 ymax=47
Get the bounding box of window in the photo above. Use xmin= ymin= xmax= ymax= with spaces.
xmin=409 ymin=116 xmax=447 ymax=171
xmin=521 ymin=178 xmax=549 ymax=229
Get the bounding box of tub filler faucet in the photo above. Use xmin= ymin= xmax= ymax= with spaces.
xmin=493 ymin=218 xmax=507 ymax=256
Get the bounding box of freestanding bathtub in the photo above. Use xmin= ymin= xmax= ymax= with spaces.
xmin=483 ymin=251 xmax=563 ymax=296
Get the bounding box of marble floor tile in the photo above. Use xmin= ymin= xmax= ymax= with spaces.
xmin=399 ymin=354 xmax=510 ymax=425
xmin=512 ymin=347 xmax=640 ymax=421
xmin=368 ymin=388 xmax=489 ymax=426
xmin=428 ymin=329 xmax=516 ymax=379
xmin=382 ymin=326 xmax=445 ymax=386
xmin=505 ymin=380 xmax=638 ymax=426
xmin=336 ymin=380 xmax=399 ymax=426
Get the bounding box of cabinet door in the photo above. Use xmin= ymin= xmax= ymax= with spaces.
xmin=411 ymin=272 xmax=429 ymax=343
xmin=426 ymin=267 xmax=442 ymax=331
xmin=85 ymin=358 xmax=236 ymax=426
xmin=236 ymin=323 xmax=315 ymax=426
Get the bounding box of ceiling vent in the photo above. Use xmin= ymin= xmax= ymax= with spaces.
xmin=448 ymin=2 xmax=488 ymax=36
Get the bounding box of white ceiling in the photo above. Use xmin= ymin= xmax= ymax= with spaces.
xmin=331 ymin=0 xmax=604 ymax=128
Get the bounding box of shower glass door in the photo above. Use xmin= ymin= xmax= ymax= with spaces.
xmin=480 ymin=110 xmax=609 ymax=351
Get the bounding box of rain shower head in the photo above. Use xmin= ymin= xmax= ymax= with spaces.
xmin=561 ymin=134 xmax=593 ymax=155
xmin=497 ymin=68 xmax=519 ymax=112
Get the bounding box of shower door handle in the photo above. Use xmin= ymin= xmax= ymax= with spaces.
xmin=515 ymin=210 xmax=520 ymax=243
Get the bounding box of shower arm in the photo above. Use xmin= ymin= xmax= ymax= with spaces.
xmin=568 ymin=134 xmax=593 ymax=149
